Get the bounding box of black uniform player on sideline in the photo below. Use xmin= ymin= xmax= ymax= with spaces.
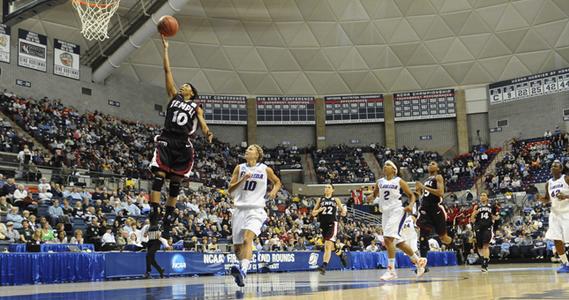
xmin=142 ymin=225 xmax=172 ymax=279
xmin=416 ymin=161 xmax=453 ymax=259
xmin=470 ymin=192 xmax=498 ymax=272
xmin=148 ymin=35 xmax=214 ymax=237
xmin=311 ymin=184 xmax=347 ymax=275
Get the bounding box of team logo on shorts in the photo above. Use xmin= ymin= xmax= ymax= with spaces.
xmin=309 ymin=253 xmax=320 ymax=268
xmin=171 ymin=254 xmax=187 ymax=273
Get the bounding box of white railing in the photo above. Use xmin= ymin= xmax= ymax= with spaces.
xmin=347 ymin=206 xmax=381 ymax=225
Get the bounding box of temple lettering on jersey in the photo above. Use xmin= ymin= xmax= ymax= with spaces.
xmin=163 ymin=95 xmax=200 ymax=137
xmin=170 ymin=100 xmax=197 ymax=116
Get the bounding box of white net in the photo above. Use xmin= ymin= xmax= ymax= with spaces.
xmin=72 ymin=0 xmax=121 ymax=41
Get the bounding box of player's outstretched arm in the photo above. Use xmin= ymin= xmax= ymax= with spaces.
xmin=228 ymin=165 xmax=250 ymax=195
xmin=162 ymin=35 xmax=177 ymax=98
xmin=400 ymin=179 xmax=416 ymax=213
xmin=196 ymin=106 xmax=213 ymax=143
xmin=369 ymin=183 xmax=379 ymax=202
xmin=537 ymin=182 xmax=550 ymax=203
xmin=266 ymin=167 xmax=282 ymax=199
xmin=470 ymin=205 xmax=478 ymax=223
xmin=311 ymin=198 xmax=323 ymax=217
xmin=336 ymin=198 xmax=347 ymax=217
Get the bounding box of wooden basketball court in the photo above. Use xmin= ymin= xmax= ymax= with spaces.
xmin=1 ymin=263 xmax=568 ymax=299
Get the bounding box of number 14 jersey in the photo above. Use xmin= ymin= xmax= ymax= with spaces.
xmin=233 ymin=163 xmax=268 ymax=209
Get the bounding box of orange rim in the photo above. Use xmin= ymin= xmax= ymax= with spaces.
xmin=72 ymin=0 xmax=117 ymax=8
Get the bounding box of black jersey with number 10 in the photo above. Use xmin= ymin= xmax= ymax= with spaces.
xmin=163 ymin=94 xmax=199 ymax=138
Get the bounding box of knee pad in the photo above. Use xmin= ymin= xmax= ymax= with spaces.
xmin=169 ymin=180 xmax=181 ymax=198
xmin=152 ymin=175 xmax=165 ymax=192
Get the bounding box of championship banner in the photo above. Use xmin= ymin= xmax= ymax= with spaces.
xmin=256 ymin=96 xmax=315 ymax=125
xmin=488 ymin=67 xmax=569 ymax=104
xmin=102 ymin=251 xmax=456 ymax=280
xmin=324 ymin=94 xmax=384 ymax=124
xmin=0 ymin=24 xmax=10 ymax=63
xmin=197 ymin=95 xmax=247 ymax=125
xmin=18 ymin=29 xmax=47 ymax=72
xmin=394 ymin=89 xmax=456 ymax=121
xmin=54 ymin=39 xmax=80 ymax=80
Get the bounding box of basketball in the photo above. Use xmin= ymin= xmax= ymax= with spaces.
xmin=158 ymin=15 xmax=179 ymax=37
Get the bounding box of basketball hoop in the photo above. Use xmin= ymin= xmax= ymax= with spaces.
xmin=72 ymin=0 xmax=120 ymax=41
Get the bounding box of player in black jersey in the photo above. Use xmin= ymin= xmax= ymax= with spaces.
xmin=148 ymin=36 xmax=214 ymax=237
xmin=470 ymin=192 xmax=497 ymax=272
xmin=416 ymin=161 xmax=453 ymax=258
xmin=312 ymin=184 xmax=347 ymax=275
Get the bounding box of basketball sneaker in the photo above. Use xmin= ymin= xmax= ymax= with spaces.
xmin=415 ymin=257 xmax=428 ymax=277
xmin=380 ymin=268 xmax=398 ymax=281
xmin=231 ymin=265 xmax=246 ymax=287
xmin=481 ymin=265 xmax=488 ymax=273
xmin=317 ymin=266 xmax=326 ymax=275
xmin=556 ymin=264 xmax=569 ymax=273
xmin=414 ymin=266 xmax=430 ymax=274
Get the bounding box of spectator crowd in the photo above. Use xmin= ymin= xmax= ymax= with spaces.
xmin=0 ymin=90 xmax=566 ymax=265
xmin=487 ymin=131 xmax=568 ymax=195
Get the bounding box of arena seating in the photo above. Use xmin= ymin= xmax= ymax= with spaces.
xmin=488 ymin=134 xmax=568 ymax=195
xmin=0 ymin=94 xmax=302 ymax=183
xmin=312 ymin=145 xmax=375 ymax=184
xmin=373 ymin=145 xmax=499 ymax=192
xmin=0 ymin=91 xmax=565 ymax=267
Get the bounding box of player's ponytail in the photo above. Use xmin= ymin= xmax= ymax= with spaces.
xmin=186 ymin=82 xmax=199 ymax=100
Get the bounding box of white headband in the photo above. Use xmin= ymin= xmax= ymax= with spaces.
xmin=384 ymin=160 xmax=398 ymax=174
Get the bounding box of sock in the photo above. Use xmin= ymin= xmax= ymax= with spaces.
xmin=162 ymin=205 xmax=176 ymax=231
xmin=410 ymin=254 xmax=419 ymax=264
xmin=340 ymin=254 xmax=348 ymax=267
xmin=560 ymin=254 xmax=568 ymax=265
xmin=149 ymin=202 xmax=161 ymax=226
xmin=322 ymin=262 xmax=328 ymax=270
xmin=388 ymin=258 xmax=395 ymax=270
xmin=241 ymin=259 xmax=250 ymax=274
xmin=419 ymin=236 xmax=430 ymax=257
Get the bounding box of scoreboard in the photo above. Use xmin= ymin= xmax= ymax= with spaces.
xmin=488 ymin=67 xmax=569 ymax=105
xmin=256 ymin=96 xmax=315 ymax=125
xmin=324 ymin=94 xmax=384 ymax=124
xmin=197 ymin=95 xmax=247 ymax=125
xmin=394 ymin=89 xmax=456 ymax=121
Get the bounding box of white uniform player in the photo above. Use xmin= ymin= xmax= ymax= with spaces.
xmin=540 ymin=160 xmax=569 ymax=273
xmin=231 ymin=162 xmax=269 ymax=244
xmin=397 ymin=204 xmax=419 ymax=254
xmin=544 ymin=174 xmax=569 ymax=242
xmin=377 ymin=176 xmax=406 ymax=240
xmin=373 ymin=160 xmax=427 ymax=281
xmin=228 ymin=144 xmax=282 ymax=287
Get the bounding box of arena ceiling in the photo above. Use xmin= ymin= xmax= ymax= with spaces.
xmin=15 ymin=0 xmax=569 ymax=95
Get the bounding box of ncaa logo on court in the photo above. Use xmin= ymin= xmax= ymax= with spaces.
xmin=171 ymin=254 xmax=187 ymax=273
xmin=308 ymin=253 xmax=319 ymax=268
